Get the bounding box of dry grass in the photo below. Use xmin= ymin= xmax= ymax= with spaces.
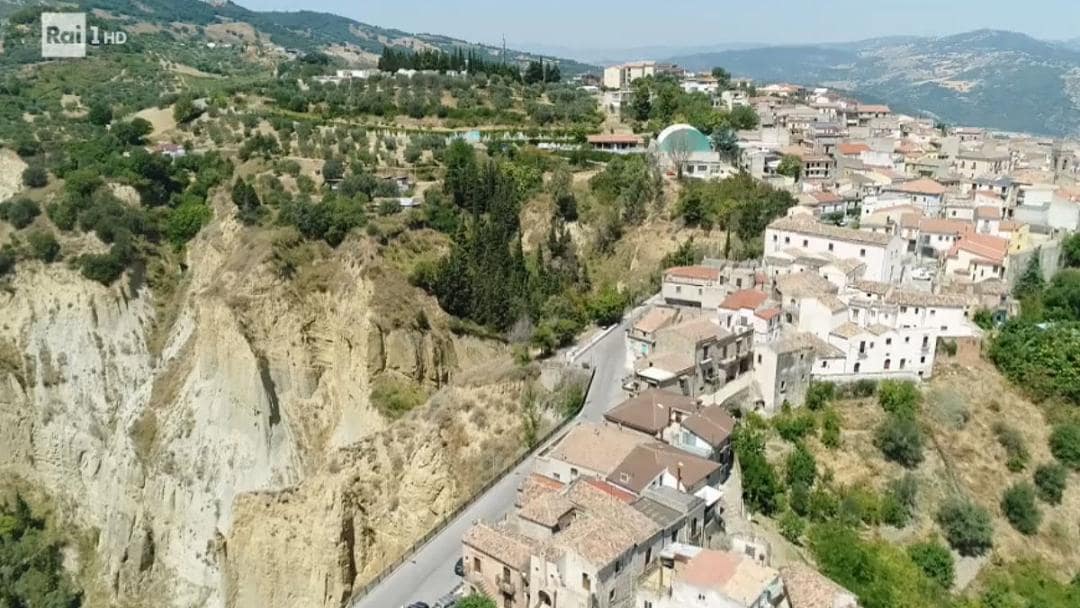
xmin=810 ymin=356 xmax=1080 ymax=576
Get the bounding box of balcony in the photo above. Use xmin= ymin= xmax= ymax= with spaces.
xmin=497 ymin=574 xmax=516 ymax=596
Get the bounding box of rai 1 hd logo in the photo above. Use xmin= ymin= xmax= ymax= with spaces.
xmin=41 ymin=12 xmax=127 ymax=58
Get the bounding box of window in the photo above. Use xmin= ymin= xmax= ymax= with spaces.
xmin=885 ymin=338 xmax=892 ymax=345
xmin=615 ymin=560 xmax=621 ymax=573
xmin=930 ymin=309 xmax=936 ymax=316
xmin=772 ymin=234 xmax=778 ymax=242
xmin=899 ymin=358 xmax=906 ymax=369
xmin=900 ymin=306 xmax=907 ymax=313
xmin=922 ymin=336 xmax=929 ymax=348
xmin=698 ymin=288 xmax=702 ymax=295
xmin=736 ymin=278 xmax=743 ymax=288
xmin=757 ymin=354 xmax=762 ymax=364
xmin=570 ymin=468 xmax=579 ymax=477
xmin=802 ymin=239 xmax=809 ymax=247
xmin=860 ymin=248 xmax=866 ymax=257
xmin=785 ymin=236 xmax=791 ymax=244
xmin=620 ymin=472 xmax=630 ymax=483
xmin=780 ymin=380 xmax=787 ymax=392
xmin=859 ymin=341 xmax=866 ymax=353
xmin=581 ymin=573 xmax=591 ymax=591
xmin=473 ymin=557 xmax=482 ymax=573
xmin=884 ymin=358 xmax=891 ymax=370
xmin=920 ymin=356 xmax=926 ymax=364
xmin=905 ymin=336 xmax=910 ymax=344
xmin=675 ymin=286 xmax=682 ymax=294
xmin=853 ymin=362 xmax=861 ymax=373
xmin=821 ymin=360 xmax=827 ymax=368
xmin=828 ymin=242 xmax=834 ymax=252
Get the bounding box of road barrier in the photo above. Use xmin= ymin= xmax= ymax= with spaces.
xmin=348 ymin=367 xmax=596 ymax=606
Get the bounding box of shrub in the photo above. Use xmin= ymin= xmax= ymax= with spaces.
xmin=785 ymin=443 xmax=817 ymax=488
xmin=0 ymin=247 xmax=14 ymax=277
xmin=821 ymin=408 xmax=841 ymax=449
xmin=1033 ymin=463 xmax=1067 ymax=505
xmin=838 ymin=486 xmax=883 ymax=527
xmin=1001 ymin=482 xmax=1041 ymax=535
xmin=936 ymin=498 xmax=993 ymax=556
xmin=805 ymin=381 xmax=835 ymax=411
xmin=370 ymin=375 xmax=428 ymax=419
xmin=907 ymin=540 xmax=955 ymax=589
xmin=774 ymin=410 xmax=817 ymax=443
xmin=882 ymin=474 xmax=918 ymax=528
xmin=80 ymin=249 xmax=127 ymax=285
xmin=1049 ymin=423 xmax=1080 ymax=469
xmin=874 ymin=415 xmax=924 ymax=468
xmin=878 ymin=380 xmax=920 ymax=419
xmin=0 ymin=197 xmax=41 ymax=229
xmin=993 ymin=423 xmax=1030 ymax=472
xmin=27 ymin=230 xmax=60 ymax=262
xmin=21 ymin=165 xmax=47 ymax=188
xmin=779 ymin=510 xmax=806 ymax=544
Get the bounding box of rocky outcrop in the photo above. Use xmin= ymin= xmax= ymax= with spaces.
xmin=0 ymin=198 xmax=514 ymax=608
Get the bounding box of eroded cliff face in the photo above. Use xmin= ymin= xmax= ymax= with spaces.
xmin=0 ymin=201 xmax=517 ymax=608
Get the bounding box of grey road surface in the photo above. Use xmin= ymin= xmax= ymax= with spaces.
xmin=351 ymin=320 xmax=629 ymax=608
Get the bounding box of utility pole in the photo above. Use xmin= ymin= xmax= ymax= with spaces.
xmin=501 ymin=34 xmax=506 ymax=65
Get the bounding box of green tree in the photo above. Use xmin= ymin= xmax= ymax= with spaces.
xmin=1014 ymin=254 xmax=1045 ymax=301
xmin=1062 ymin=233 xmax=1080 ymax=268
xmin=805 ymin=382 xmax=835 ymax=411
xmin=727 ymin=105 xmax=759 ymax=130
xmin=21 ymin=165 xmax=47 ymax=188
xmin=877 ymin=380 xmax=920 ymax=419
xmin=936 ymin=498 xmax=993 ymax=556
xmin=166 ymin=200 xmax=212 ymax=246
xmin=733 ymin=419 xmax=781 ymax=514
xmin=777 ymin=154 xmax=801 ymax=179
xmin=88 ymin=100 xmax=113 ymax=125
xmin=588 ymin=285 xmax=626 ymax=326
xmin=711 ymin=127 xmax=740 ymax=163
xmin=907 ymin=540 xmax=955 ymax=589
xmin=710 ymin=66 xmax=731 ymax=89
xmin=173 ymin=94 xmax=202 ymax=124
xmin=458 ymin=593 xmax=497 ymax=608
xmin=1050 ymin=423 xmax=1080 ymax=469
xmin=27 ymin=230 xmax=60 ymax=262
xmin=231 ymin=179 xmax=262 ymax=225
xmin=779 ymin=509 xmax=806 ymax=544
xmin=785 ymin=443 xmax=817 ymax=488
xmin=0 ymin=197 xmax=41 ymax=229
xmin=874 ymin=415 xmax=923 ymax=468
xmin=0 ymin=494 xmax=82 ymax=608
xmin=322 ymin=158 xmax=345 ymax=182
xmin=112 ymin=118 xmax=153 ymax=146
xmin=882 ymin=474 xmax=918 ymax=528
xmin=1033 ymin=463 xmax=1067 ymax=504
xmin=1001 ymin=482 xmax=1041 ymax=535
xmin=0 ymin=247 xmax=15 ymax=278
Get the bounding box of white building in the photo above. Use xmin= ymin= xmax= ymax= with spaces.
xmin=765 ymin=217 xmax=906 ymax=283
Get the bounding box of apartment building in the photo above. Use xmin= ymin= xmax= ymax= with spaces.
xmin=602 ymin=61 xmax=679 ymax=90
xmin=637 ymin=545 xmax=787 ymax=608
xmin=766 ymin=217 xmax=904 ymax=283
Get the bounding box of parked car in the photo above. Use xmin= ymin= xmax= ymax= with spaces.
xmin=454 ymin=557 xmax=464 ymax=577
xmin=406 ymin=603 xmax=430 ymax=608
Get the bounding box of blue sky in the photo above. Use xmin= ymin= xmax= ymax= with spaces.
xmin=237 ymin=0 xmax=1080 ymax=49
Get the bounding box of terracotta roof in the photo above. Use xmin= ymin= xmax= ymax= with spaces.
xmin=837 ymin=142 xmax=871 ymax=156
xmin=768 ymin=217 xmax=894 ymax=246
xmin=554 ymin=481 xmax=660 ymax=567
xmin=665 ymin=265 xmax=721 ymax=281
xmin=998 ymin=220 xmax=1022 ymax=232
xmin=975 ymin=205 xmax=1002 ymax=220
xmin=857 ymin=104 xmax=891 ymax=114
xmin=866 ymin=323 xmax=893 ymax=336
xmin=775 ymin=272 xmax=838 ymax=299
xmin=463 ymin=523 xmax=537 ymax=571
xmin=608 ymin=443 xmax=720 ymax=494
xmin=814 ymin=294 xmax=848 ymax=313
xmin=659 ymin=317 xmax=731 ymax=343
xmin=782 ymin=564 xmax=859 ymax=608
xmin=518 ymin=492 xmax=576 ymax=527
xmin=548 ymin=422 xmax=651 ymax=476
xmin=587 ymin=134 xmax=644 ymax=145
xmin=635 ymin=351 xmax=696 ymax=375
xmin=582 ymin=478 xmax=637 ymax=504
xmin=889 ymin=177 xmax=947 ymax=196
xmin=830 ymin=322 xmax=864 ymax=339
xmin=852 ymin=279 xmax=891 ymax=296
xmin=604 ymin=389 xmax=698 ymax=435
xmin=883 ymin=289 xmax=969 ymax=308
xmin=947 ymin=233 xmax=1009 ymax=265
xmin=919 ymin=217 xmax=972 ymax=235
xmin=681 ymin=407 xmax=736 ymax=448
xmin=720 ymin=289 xmax=770 ymax=311
xmin=681 ymin=549 xmax=780 ymax=606
xmin=773 ymin=331 xmax=845 ymax=358
xmin=755 ymin=307 xmax=782 ymax=321
xmin=634 ymin=307 xmax=679 ymax=334
xmin=517 ymin=473 xmax=565 ymax=507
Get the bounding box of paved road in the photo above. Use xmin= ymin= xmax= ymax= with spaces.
xmin=351 ymin=319 xmax=630 ymax=608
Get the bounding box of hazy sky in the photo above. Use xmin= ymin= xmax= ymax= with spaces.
xmin=236 ymin=0 xmax=1080 ymax=49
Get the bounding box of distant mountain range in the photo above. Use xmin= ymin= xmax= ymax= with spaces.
xmin=0 ymin=0 xmax=597 ymax=74
xmin=663 ymin=29 xmax=1080 ymax=137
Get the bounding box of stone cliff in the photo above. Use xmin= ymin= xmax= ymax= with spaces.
xmin=0 ymin=198 xmax=531 ymax=608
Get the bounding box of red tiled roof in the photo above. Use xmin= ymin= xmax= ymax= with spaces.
xmin=975 ymin=206 xmax=1002 ymax=220
xmin=837 ymin=143 xmax=870 ymax=156
xmin=755 ymin=307 xmax=782 ymax=321
xmin=719 ymin=289 xmax=769 ymax=311
xmin=587 ymin=134 xmax=644 ymax=145
xmin=919 ymin=217 xmax=972 ymax=235
xmin=891 ymin=178 xmax=947 ymax=196
xmin=858 ymin=104 xmax=891 ymax=114
xmin=948 ymin=233 xmax=1009 ymax=264
xmin=665 ymin=265 xmax=720 ymax=281
xmin=583 ymin=478 xmax=637 ymax=504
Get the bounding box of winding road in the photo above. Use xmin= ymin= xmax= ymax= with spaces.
xmin=351 ymin=318 xmax=631 ymax=608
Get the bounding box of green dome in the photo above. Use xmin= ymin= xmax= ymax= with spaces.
xmin=656 ymin=124 xmax=711 ymax=154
